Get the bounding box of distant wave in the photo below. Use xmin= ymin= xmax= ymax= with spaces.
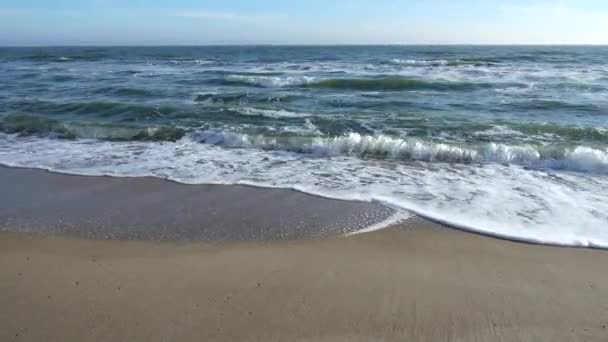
xmin=504 ymin=99 xmax=603 ymax=112
xmin=194 ymin=92 xmax=249 ymax=103
xmin=193 ymin=92 xmax=298 ymax=105
xmin=6 ymin=101 xmax=180 ymax=118
xmin=221 ymin=75 xmax=514 ymax=91
xmin=235 ymin=107 xmax=312 ymax=119
xmin=24 ymin=54 xmax=107 ymax=63
xmin=306 ymin=77 xmax=500 ymax=91
xmin=93 ymin=87 xmax=157 ymax=98
xmin=222 ymin=74 xmax=317 ymax=87
xmin=0 ymin=113 xmax=184 ymax=141
xmin=389 ymin=58 xmax=500 ymax=67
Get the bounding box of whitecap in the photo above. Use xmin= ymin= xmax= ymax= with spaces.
xmin=226 ymin=74 xmax=317 ymax=87
xmin=236 ymin=107 xmax=313 ymax=119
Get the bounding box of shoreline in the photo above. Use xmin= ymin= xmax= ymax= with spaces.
xmin=2 ymin=164 xmax=606 ymax=250
xmin=1 ymin=165 xmax=608 ymax=340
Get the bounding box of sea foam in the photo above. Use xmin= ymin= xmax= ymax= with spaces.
xmin=1 ymin=133 xmax=607 ymax=248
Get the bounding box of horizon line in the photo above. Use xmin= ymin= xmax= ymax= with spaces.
xmin=2 ymin=43 xmax=608 ymax=48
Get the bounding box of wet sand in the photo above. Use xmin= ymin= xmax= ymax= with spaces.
xmin=0 ymin=166 xmax=394 ymax=241
xmin=1 ymin=167 xmax=608 ymax=341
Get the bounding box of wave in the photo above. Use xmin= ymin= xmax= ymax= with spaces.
xmin=168 ymin=59 xmax=218 ymax=65
xmin=514 ymin=123 xmax=608 ymax=143
xmin=223 ymin=75 xmax=317 ymax=87
xmin=94 ymin=87 xmax=157 ymax=98
xmin=49 ymin=74 xmax=77 ymax=82
xmin=9 ymin=100 xmax=180 ymax=118
xmin=3 ymin=115 xmax=606 ymax=173
xmin=505 ymin=99 xmax=602 ymax=112
xmin=306 ymin=77 xmax=500 ymax=91
xmin=193 ymin=92 xmax=298 ymax=105
xmin=0 ymin=114 xmax=184 ymax=141
xmin=191 ymin=131 xmax=608 ymax=173
xmin=220 ymin=74 xmax=504 ymax=91
xmin=389 ymin=58 xmax=500 ymax=67
xmin=24 ymin=54 xmax=107 ymax=63
xmin=545 ymin=82 xmax=606 ymax=93
xmin=235 ymin=107 xmax=312 ymax=119
xmin=112 ymin=70 xmax=141 ymax=76
xmin=194 ymin=92 xmax=249 ymax=103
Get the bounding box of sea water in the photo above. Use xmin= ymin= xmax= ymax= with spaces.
xmin=1 ymin=46 xmax=607 ymax=247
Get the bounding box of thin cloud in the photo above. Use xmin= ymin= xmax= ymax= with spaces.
xmin=174 ymin=10 xmax=237 ymax=20
xmin=173 ymin=9 xmax=286 ymax=22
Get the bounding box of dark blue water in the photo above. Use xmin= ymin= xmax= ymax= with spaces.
xmin=1 ymin=46 xmax=607 ymax=246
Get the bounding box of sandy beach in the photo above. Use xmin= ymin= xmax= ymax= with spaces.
xmin=1 ymin=167 xmax=608 ymax=341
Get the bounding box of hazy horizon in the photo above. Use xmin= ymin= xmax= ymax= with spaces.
xmin=2 ymin=1 xmax=608 ymax=46
xmin=2 ymin=43 xmax=608 ymax=48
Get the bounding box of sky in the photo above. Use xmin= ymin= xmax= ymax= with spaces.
xmin=1 ymin=0 xmax=608 ymax=45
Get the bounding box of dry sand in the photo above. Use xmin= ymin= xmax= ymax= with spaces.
xmin=2 ymin=223 xmax=608 ymax=342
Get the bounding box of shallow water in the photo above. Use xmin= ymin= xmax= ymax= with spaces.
xmin=1 ymin=46 xmax=607 ymax=247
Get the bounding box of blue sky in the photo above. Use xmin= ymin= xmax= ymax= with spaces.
xmin=1 ymin=1 xmax=607 ymax=45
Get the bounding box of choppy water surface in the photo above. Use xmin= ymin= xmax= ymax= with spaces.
xmin=1 ymin=46 xmax=607 ymax=246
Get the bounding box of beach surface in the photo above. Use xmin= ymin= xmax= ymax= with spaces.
xmin=0 ymin=166 xmax=394 ymax=241
xmin=1 ymin=167 xmax=608 ymax=341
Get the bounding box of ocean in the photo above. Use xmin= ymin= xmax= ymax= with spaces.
xmin=0 ymin=46 xmax=607 ymax=247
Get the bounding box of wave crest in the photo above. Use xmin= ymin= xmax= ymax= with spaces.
xmin=191 ymin=131 xmax=608 ymax=173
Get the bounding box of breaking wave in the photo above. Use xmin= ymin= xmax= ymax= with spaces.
xmin=192 ymin=131 xmax=608 ymax=173
xmin=2 ymin=113 xmax=606 ymax=173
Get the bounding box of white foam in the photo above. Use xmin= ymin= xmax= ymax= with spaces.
xmin=194 ymin=59 xmax=214 ymax=65
xmin=278 ymin=119 xmax=323 ymax=136
xmin=391 ymin=59 xmax=450 ymax=66
xmin=1 ymin=133 xmax=607 ymax=248
xmin=236 ymin=107 xmax=312 ymax=119
xmin=346 ymin=211 xmax=413 ymax=236
xmin=226 ymin=74 xmax=317 ymax=87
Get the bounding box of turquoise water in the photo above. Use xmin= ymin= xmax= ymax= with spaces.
xmin=1 ymin=46 xmax=607 ymax=246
